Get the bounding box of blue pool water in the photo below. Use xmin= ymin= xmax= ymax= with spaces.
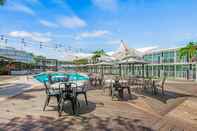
xmin=34 ymin=72 xmax=89 ymax=83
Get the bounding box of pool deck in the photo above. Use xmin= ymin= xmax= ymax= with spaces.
xmin=0 ymin=75 xmax=197 ymax=131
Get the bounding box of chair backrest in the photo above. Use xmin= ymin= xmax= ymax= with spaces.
xmin=82 ymin=80 xmax=90 ymax=91
xmin=70 ymin=82 xmax=78 ymax=96
xmin=102 ymin=79 xmax=112 ymax=87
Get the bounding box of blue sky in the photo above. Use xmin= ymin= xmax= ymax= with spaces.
xmin=1 ymin=0 xmax=197 ymax=59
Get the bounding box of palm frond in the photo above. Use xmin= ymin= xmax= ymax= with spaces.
xmin=178 ymin=41 xmax=197 ymax=61
xmin=0 ymin=0 xmax=6 ymax=5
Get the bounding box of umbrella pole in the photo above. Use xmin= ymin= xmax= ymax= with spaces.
xmin=102 ymin=65 xmax=103 ymax=76
xmin=132 ymin=64 xmax=134 ymax=76
xmin=119 ymin=64 xmax=122 ymax=77
xmin=129 ymin=64 xmax=131 ymax=75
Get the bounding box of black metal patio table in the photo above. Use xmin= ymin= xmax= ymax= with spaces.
xmin=111 ymin=79 xmax=131 ymax=100
xmin=58 ymin=81 xmax=79 ymax=116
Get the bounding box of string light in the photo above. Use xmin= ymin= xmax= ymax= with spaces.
xmin=39 ymin=42 xmax=43 ymax=49
xmin=0 ymin=34 xmax=89 ymax=54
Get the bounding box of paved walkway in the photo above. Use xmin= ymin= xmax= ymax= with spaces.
xmin=0 ymin=76 xmax=41 ymax=101
xmin=0 ymin=78 xmax=197 ymax=130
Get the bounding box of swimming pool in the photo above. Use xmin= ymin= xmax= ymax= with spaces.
xmin=34 ymin=72 xmax=89 ymax=83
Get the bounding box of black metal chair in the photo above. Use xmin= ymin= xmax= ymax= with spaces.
xmin=43 ymin=82 xmax=61 ymax=111
xmin=75 ymin=81 xmax=89 ymax=105
xmin=102 ymin=79 xmax=112 ymax=94
xmin=120 ymin=79 xmax=132 ymax=98
xmin=155 ymin=74 xmax=167 ymax=95
xmin=58 ymin=82 xmax=78 ymax=116
xmin=58 ymin=81 xmax=89 ymax=116
xmin=112 ymin=80 xmax=121 ymax=100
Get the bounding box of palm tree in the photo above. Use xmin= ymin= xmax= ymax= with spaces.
xmin=179 ymin=41 xmax=197 ymax=79
xmin=179 ymin=41 xmax=197 ymax=62
xmin=0 ymin=0 xmax=6 ymax=6
xmin=91 ymin=49 xmax=107 ymax=63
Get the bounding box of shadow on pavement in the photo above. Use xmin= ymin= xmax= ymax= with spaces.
xmin=0 ymin=114 xmax=153 ymax=131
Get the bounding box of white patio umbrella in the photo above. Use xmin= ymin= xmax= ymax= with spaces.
xmin=86 ymin=63 xmax=97 ymax=73
xmin=98 ymin=56 xmax=116 ymax=62
xmin=117 ymin=57 xmax=149 ymax=77
xmin=95 ymin=61 xmax=114 ymax=66
xmin=95 ymin=61 xmax=114 ymax=76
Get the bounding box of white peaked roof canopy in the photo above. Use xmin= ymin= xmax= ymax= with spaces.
xmin=95 ymin=61 xmax=114 ymax=65
xmin=98 ymin=55 xmax=116 ymax=62
xmin=111 ymin=41 xmax=142 ymax=60
xmin=86 ymin=63 xmax=96 ymax=66
xmin=118 ymin=57 xmax=148 ymax=64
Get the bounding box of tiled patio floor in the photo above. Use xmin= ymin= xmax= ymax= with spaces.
xmin=0 ymin=79 xmax=197 ymax=131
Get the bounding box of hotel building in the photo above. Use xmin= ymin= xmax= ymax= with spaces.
xmin=143 ymin=48 xmax=197 ymax=80
xmin=0 ymin=46 xmax=34 ymax=63
xmin=86 ymin=43 xmax=197 ymax=81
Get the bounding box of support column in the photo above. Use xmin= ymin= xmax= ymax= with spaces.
xmin=196 ymin=63 xmax=197 ymax=81
xmin=132 ymin=64 xmax=134 ymax=76
xmin=174 ymin=50 xmax=177 ymax=79
xmin=152 ymin=53 xmax=154 ymax=76
xmin=174 ymin=64 xmax=176 ymax=79
xmin=152 ymin=65 xmax=153 ymax=76
xmin=129 ymin=64 xmax=131 ymax=73
xmin=146 ymin=65 xmax=149 ymax=77
xmin=142 ymin=64 xmax=144 ymax=77
xmin=102 ymin=65 xmax=104 ymax=77
xmin=119 ymin=64 xmax=122 ymax=76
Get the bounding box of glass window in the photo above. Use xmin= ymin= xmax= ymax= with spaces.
xmin=163 ymin=51 xmax=175 ymax=63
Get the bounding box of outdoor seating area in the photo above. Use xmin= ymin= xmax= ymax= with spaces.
xmin=87 ymin=73 xmax=167 ymax=101
xmin=36 ymin=68 xmax=170 ymax=118
xmin=1 ymin=1 xmax=197 ymax=130
xmin=0 ymin=74 xmax=197 ymax=130
xmin=41 ymin=74 xmax=89 ymax=116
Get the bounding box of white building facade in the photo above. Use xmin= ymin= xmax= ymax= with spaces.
xmin=0 ymin=46 xmax=34 ymax=63
xmin=143 ymin=48 xmax=197 ymax=81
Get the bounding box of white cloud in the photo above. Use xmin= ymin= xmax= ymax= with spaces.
xmin=108 ymin=40 xmax=120 ymax=45
xmin=92 ymin=0 xmax=118 ymax=11
xmin=57 ymin=16 xmax=86 ymax=29
xmin=8 ymin=31 xmax=51 ymax=43
xmin=76 ymin=30 xmax=110 ymax=39
xmin=39 ymin=20 xmax=58 ymax=28
xmin=64 ymin=52 xmax=93 ymax=61
xmin=106 ymin=51 xmax=115 ymax=56
xmin=136 ymin=46 xmax=158 ymax=53
xmin=10 ymin=3 xmax=35 ymax=15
